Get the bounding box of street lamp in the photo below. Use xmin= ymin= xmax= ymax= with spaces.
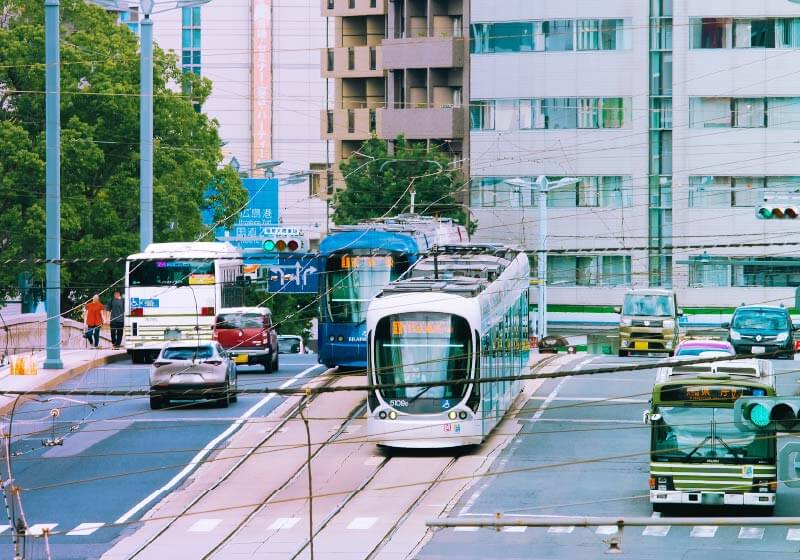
xmin=505 ymin=176 xmax=579 ymax=340
xmin=255 ymin=160 xmax=284 ymax=178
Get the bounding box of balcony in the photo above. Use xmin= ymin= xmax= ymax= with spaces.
xmin=322 ymin=46 xmax=382 ymax=78
xmin=322 ymin=108 xmax=378 ymax=140
xmin=322 ymin=0 xmax=384 ymax=17
xmin=378 ymin=106 xmax=465 ymax=140
xmin=381 ymin=37 xmax=464 ymax=70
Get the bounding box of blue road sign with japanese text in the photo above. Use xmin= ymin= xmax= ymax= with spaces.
xmin=205 ymin=178 xmax=279 ymax=249
xmin=264 ymin=255 xmax=320 ymax=294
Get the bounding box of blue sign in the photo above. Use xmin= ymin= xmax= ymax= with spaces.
xmin=265 ymin=255 xmax=320 ymax=294
xmin=206 ymin=178 xmax=279 ymax=248
xmin=130 ymin=297 xmax=159 ymax=308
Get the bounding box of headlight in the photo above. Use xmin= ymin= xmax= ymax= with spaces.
xmin=730 ymin=330 xmax=742 ymax=341
xmin=777 ymin=332 xmax=789 ymax=342
xmin=620 ymin=318 xmax=632 ymax=327
xmin=662 ymin=320 xmax=675 ymax=329
xmin=620 ymin=339 xmax=629 ymax=347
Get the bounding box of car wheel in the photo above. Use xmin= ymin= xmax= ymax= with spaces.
xmin=216 ymin=384 xmax=231 ymax=408
xmin=618 ymin=350 xmax=628 ymax=357
xmin=230 ymin=378 xmax=238 ymax=403
xmin=264 ymin=354 xmax=273 ymax=374
xmin=273 ymin=352 xmax=279 ymax=372
xmin=149 ymin=395 xmax=164 ymax=410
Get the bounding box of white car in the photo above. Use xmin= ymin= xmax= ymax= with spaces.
xmin=149 ymin=343 xmax=238 ymax=409
xmin=278 ymin=335 xmax=306 ymax=354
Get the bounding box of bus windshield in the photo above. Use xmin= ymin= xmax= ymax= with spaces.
xmin=326 ymin=252 xmax=408 ymax=323
xmin=374 ymin=312 xmax=472 ymax=414
xmin=652 ymin=406 xmax=774 ymax=463
xmin=623 ymin=294 xmax=674 ymax=317
xmin=129 ymin=260 xmax=215 ymax=287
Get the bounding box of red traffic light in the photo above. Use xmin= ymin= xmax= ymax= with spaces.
xmin=287 ymin=239 xmax=299 ymax=251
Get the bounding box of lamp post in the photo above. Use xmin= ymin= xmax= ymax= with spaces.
xmin=505 ymin=176 xmax=579 ymax=340
xmin=43 ymin=0 xmax=63 ymax=369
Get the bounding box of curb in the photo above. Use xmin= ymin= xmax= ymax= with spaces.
xmin=0 ymin=351 xmax=128 ymax=417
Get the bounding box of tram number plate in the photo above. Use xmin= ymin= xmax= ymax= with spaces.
xmin=444 ymin=423 xmax=461 ymax=433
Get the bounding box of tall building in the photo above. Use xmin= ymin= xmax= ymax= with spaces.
xmin=321 ymin=0 xmax=469 ymax=193
xmin=468 ymin=0 xmax=800 ymax=308
xmin=93 ymin=0 xmax=329 ymax=238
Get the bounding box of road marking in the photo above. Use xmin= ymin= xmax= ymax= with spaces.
xmin=690 ymin=526 xmax=717 ymax=538
xmin=268 ymin=517 xmax=300 ymax=531
xmin=454 ymin=526 xmax=479 ymax=532
xmin=786 ymin=528 xmax=800 ymax=540
xmin=738 ymin=527 xmax=764 ymax=540
xmin=596 ymin=525 xmax=618 ymax=535
xmin=501 ymin=526 xmax=526 ymax=533
xmin=188 ymin=519 xmax=222 ymax=533
xmin=115 ymin=364 xmax=323 ymax=525
xmin=642 ymin=525 xmax=670 ymax=537
xmin=547 ymin=526 xmax=574 ymax=534
xmin=0 ymin=525 xmax=10 ymax=535
xmin=67 ymin=523 xmax=104 ymax=536
xmin=347 ymin=517 xmax=378 ymax=530
xmin=28 ymin=524 xmax=57 ymax=536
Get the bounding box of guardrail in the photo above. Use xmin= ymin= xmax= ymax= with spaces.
xmin=0 ymin=314 xmax=112 ymax=365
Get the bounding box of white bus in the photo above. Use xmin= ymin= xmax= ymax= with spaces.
xmin=125 ymin=242 xmax=244 ymax=363
xmin=366 ymin=245 xmax=531 ymax=448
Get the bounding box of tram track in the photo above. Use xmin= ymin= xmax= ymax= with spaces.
xmin=124 ymin=366 xmax=352 ymax=559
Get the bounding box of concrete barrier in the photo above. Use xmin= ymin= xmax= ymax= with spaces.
xmin=0 ymin=313 xmax=112 ymax=363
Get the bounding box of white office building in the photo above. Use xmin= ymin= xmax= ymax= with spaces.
xmin=469 ymin=0 xmax=800 ymax=309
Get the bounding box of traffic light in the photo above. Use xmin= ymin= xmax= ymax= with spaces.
xmin=734 ymin=396 xmax=800 ymax=431
xmin=756 ymin=204 xmax=800 ymax=219
xmin=262 ymin=236 xmax=304 ymax=253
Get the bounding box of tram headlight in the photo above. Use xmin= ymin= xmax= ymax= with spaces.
xmin=458 ymin=411 xmax=468 ymax=420
xmin=329 ymin=336 xmax=335 ymax=342
xmin=378 ymin=411 xmax=387 ymax=420
xmin=337 ymin=336 xmax=344 ymax=342
xmin=448 ymin=410 xmax=457 ymax=420
xmin=388 ymin=410 xmax=397 ymax=420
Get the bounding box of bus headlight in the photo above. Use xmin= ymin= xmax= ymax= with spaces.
xmin=378 ymin=411 xmax=387 ymax=420
xmin=458 ymin=411 xmax=468 ymax=420
xmin=388 ymin=410 xmax=397 ymax=420
xmin=448 ymin=410 xmax=457 ymax=420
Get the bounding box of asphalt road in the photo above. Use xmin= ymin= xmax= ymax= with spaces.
xmin=419 ymin=355 xmax=800 ymax=560
xmin=0 ymin=352 xmax=324 ymax=560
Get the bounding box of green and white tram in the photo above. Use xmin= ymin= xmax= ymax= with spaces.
xmin=366 ymin=245 xmax=530 ymax=448
xmin=646 ymin=358 xmax=777 ymax=511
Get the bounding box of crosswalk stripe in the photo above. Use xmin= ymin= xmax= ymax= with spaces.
xmin=188 ymin=519 xmax=221 ymax=533
xmin=596 ymin=525 xmax=618 ymax=535
xmin=454 ymin=526 xmax=479 ymax=532
xmin=267 ymin=517 xmax=300 ymax=531
xmin=67 ymin=523 xmax=104 ymax=536
xmin=642 ymin=525 xmax=670 ymax=537
xmin=347 ymin=517 xmax=378 ymax=530
xmin=501 ymin=526 xmax=526 ymax=533
xmin=787 ymin=528 xmax=800 ymax=541
xmin=690 ymin=526 xmax=717 ymax=538
xmin=547 ymin=526 xmax=575 ymax=534
xmin=738 ymin=527 xmax=764 ymax=540
xmin=28 ymin=524 xmax=58 ymax=536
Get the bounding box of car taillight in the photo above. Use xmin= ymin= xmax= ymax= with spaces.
xmin=131 ymin=308 xmax=144 ymax=317
xmin=201 ymin=307 xmax=215 ymax=316
xmin=212 ymin=331 xmax=218 ymax=340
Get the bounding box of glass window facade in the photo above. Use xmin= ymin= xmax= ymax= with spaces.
xmin=689 ymin=176 xmax=800 ymax=208
xmin=473 ymin=98 xmax=630 ymax=131
xmin=548 ymin=255 xmax=631 ymax=287
xmin=182 ymin=6 xmax=202 ymax=76
xmin=470 ymin=176 xmax=633 ymax=209
xmin=691 ymin=17 xmax=800 ymax=49
xmin=690 ymin=97 xmax=800 ymax=128
xmin=689 ymin=256 xmax=800 ymax=287
xmin=470 ymin=19 xmax=629 ymax=54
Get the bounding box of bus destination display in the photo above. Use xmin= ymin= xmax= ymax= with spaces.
xmin=660 ymin=384 xmax=767 ymax=403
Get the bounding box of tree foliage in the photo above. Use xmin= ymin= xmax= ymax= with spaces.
xmin=333 ymin=135 xmax=471 ymax=231
xmin=0 ymin=0 xmax=247 ymax=312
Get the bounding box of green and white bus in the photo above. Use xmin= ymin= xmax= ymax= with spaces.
xmin=646 ymin=358 xmax=777 ymax=512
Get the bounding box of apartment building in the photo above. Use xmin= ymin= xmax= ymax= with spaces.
xmin=322 ymin=0 xmax=469 ymax=191
xmin=469 ymin=0 xmax=800 ymax=308
xmin=94 ymin=0 xmax=329 ymax=237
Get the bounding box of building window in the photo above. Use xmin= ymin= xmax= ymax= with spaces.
xmin=689 ymin=256 xmax=800 ymax=287
xmin=543 ymin=20 xmax=574 ymax=51
xmin=691 ymin=17 xmax=800 ymax=49
xmin=470 ymin=176 xmax=632 ymax=209
xmin=690 ymin=18 xmax=731 ymax=48
xmin=118 ymin=7 xmax=139 ymax=35
xmin=327 ymin=49 xmax=334 ymax=71
xmin=690 ymin=97 xmax=800 ymax=128
xmin=689 ymin=176 xmax=800 ymax=207
xmin=548 ymin=255 xmax=631 ymax=287
xmin=735 ymin=19 xmax=775 ymax=48
xmin=577 ymin=19 xmax=625 ymax=50
xmin=181 ymin=6 xmax=201 ymax=76
xmin=470 ymin=100 xmax=496 ymax=130
xmin=491 ymin=21 xmax=535 ymax=52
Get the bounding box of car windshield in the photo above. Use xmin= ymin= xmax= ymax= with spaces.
xmin=374 ymin=312 xmax=472 ymax=414
xmin=216 ymin=313 xmax=265 ymax=329
xmin=652 ymin=406 xmax=774 ymax=463
xmin=622 ymin=294 xmax=674 ymax=317
xmin=732 ymin=309 xmax=789 ymax=330
xmin=162 ymin=346 xmax=214 ymax=360
xmin=326 ymin=252 xmax=408 ymax=324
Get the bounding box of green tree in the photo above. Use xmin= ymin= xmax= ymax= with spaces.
xmin=333 ymin=135 xmax=471 ymax=231
xmin=0 ymin=0 xmax=247 ymax=312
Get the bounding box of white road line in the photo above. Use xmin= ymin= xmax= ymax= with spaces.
xmin=67 ymin=523 xmax=104 ymax=536
xmin=787 ymin=528 xmax=800 ymax=540
xmin=738 ymin=527 xmax=764 ymax=540
xmin=268 ymin=517 xmax=301 ymax=531
xmin=453 ymin=526 xmax=479 ymax=532
xmin=115 ymin=364 xmax=323 ymax=525
xmin=347 ymin=517 xmax=378 ymax=530
xmin=28 ymin=523 xmax=58 ymax=536
xmin=501 ymin=526 xmax=526 ymax=533
xmin=547 ymin=526 xmax=574 ymax=534
xmin=595 ymin=525 xmax=618 ymax=535
xmin=0 ymin=525 xmax=10 ymax=535
xmin=642 ymin=525 xmax=670 ymax=537
xmin=188 ymin=519 xmax=222 ymax=533
xmin=690 ymin=526 xmax=717 ymax=538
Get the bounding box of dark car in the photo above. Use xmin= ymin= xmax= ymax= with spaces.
xmin=213 ymin=307 xmax=279 ymax=373
xmin=723 ymin=305 xmax=797 ymax=359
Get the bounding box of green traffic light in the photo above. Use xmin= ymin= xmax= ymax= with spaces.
xmin=757 ymin=207 xmax=773 ymax=219
xmin=749 ymin=403 xmax=771 ymax=427
xmin=263 ymin=239 xmax=276 ymax=251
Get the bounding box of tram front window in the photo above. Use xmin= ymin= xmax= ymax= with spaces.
xmin=326 ymin=252 xmax=407 ymax=324
xmin=374 ymin=312 xmax=472 ymax=414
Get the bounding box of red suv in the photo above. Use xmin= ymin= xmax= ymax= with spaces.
xmin=213 ymin=307 xmax=279 ymax=373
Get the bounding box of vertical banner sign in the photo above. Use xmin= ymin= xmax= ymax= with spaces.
xmin=252 ymin=0 xmax=272 ymax=167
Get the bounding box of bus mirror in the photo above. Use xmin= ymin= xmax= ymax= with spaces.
xmin=643 ymin=411 xmax=661 ymax=424
xmin=613 ymin=306 xmax=622 ymax=314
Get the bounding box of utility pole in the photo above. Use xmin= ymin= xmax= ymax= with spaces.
xmin=43 ymin=0 xmax=63 ymax=370
xmin=139 ymin=0 xmax=154 ymax=251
